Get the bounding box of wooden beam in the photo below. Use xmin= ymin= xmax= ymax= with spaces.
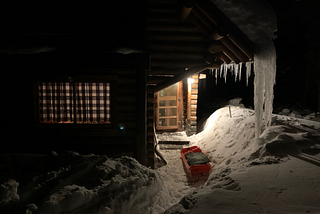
xmin=221 ymin=37 xmax=249 ymax=62
xmin=228 ymin=34 xmax=254 ymax=60
xmin=154 ymin=64 xmax=218 ymax=92
xmin=205 ymin=53 xmax=223 ymax=64
xmin=214 ymin=52 xmax=232 ymax=64
xmin=191 ymin=6 xmax=216 ymax=31
xmin=221 ymin=44 xmax=241 ymax=64
xmin=194 ymin=2 xmax=219 ymax=26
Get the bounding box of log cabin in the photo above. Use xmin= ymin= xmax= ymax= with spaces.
xmin=1 ymin=0 xmax=255 ymax=168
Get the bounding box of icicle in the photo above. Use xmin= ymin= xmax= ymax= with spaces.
xmin=215 ymin=69 xmax=218 ymax=85
xmin=246 ymin=61 xmax=252 ymax=86
xmin=234 ymin=63 xmax=239 ymax=82
xmin=254 ymin=40 xmax=277 ymax=138
xmin=220 ymin=64 xmax=224 ymax=78
xmin=239 ymin=63 xmax=242 ymax=82
xmin=224 ymin=64 xmax=228 ymax=83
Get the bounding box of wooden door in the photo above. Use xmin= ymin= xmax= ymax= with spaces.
xmin=157 ymin=82 xmax=182 ymax=130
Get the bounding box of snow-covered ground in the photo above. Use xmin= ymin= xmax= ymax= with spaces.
xmin=1 ymin=105 xmax=319 ymax=214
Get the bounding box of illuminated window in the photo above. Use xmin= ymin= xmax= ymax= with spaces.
xmin=38 ymin=81 xmax=111 ymax=124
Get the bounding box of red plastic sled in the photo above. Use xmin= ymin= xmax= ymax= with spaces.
xmin=181 ymin=146 xmax=212 ymax=181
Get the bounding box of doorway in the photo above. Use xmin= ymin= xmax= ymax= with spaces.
xmin=157 ymin=82 xmax=183 ymax=131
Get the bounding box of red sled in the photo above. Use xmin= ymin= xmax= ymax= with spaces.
xmin=181 ymin=146 xmax=212 ymax=181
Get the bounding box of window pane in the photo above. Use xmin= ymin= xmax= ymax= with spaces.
xmin=159 ymin=83 xmax=177 ymax=97
xmin=169 ymin=118 xmax=177 ymax=126
xmin=76 ymin=82 xmax=111 ymax=124
xmin=159 ymin=118 xmax=166 ymax=127
xmin=38 ymin=82 xmax=74 ymax=123
xmin=159 ymin=100 xmax=177 ymax=107
xmin=168 ymin=108 xmax=177 ymax=116
xmin=159 ymin=108 xmax=166 ymax=116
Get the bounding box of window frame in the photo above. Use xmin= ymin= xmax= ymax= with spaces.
xmin=34 ymin=75 xmax=118 ymax=127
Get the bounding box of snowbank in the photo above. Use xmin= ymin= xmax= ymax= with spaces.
xmin=166 ymin=106 xmax=320 ymax=213
xmin=0 ymin=152 xmax=177 ymax=214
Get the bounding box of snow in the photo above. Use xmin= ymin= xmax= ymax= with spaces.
xmin=1 ymin=105 xmax=319 ymax=214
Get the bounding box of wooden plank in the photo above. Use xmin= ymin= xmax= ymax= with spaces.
xmin=191 ymin=105 xmax=197 ymax=110
xmin=191 ymin=94 xmax=198 ymax=100
xmin=148 ymin=151 xmax=155 ymax=158
xmin=191 ymin=116 xmax=197 ymax=121
xmin=191 ymin=100 xmax=197 ymax=105
xmin=191 ymin=90 xmax=198 ymax=95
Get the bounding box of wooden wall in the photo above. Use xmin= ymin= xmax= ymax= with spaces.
xmin=185 ymin=75 xmax=199 ymax=136
xmin=2 ymin=53 xmax=149 ymax=166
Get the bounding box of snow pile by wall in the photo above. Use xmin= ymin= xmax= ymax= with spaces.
xmin=189 ymin=106 xmax=320 ymax=174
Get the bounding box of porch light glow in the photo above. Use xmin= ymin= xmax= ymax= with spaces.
xmin=187 ymin=78 xmax=194 ymax=84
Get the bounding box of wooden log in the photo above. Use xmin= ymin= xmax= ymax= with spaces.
xmin=146 ymin=14 xmax=180 ymax=24
xmin=211 ymin=52 xmax=231 ymax=64
xmin=151 ymin=51 xmax=204 ymax=61
xmin=151 ymin=59 xmax=206 ymax=68
xmin=148 ymin=76 xmax=172 ymax=84
xmin=179 ymin=3 xmax=193 ymax=23
xmin=191 ymin=6 xmax=215 ymax=31
xmin=205 ymin=53 xmax=222 ymax=64
xmin=207 ymin=31 xmax=224 ymax=41
xmin=207 ymin=41 xmax=223 ymax=53
xmin=146 ymin=31 xmax=205 ymax=42
xmin=188 ymin=13 xmax=210 ymax=36
xmin=191 ymin=94 xmax=198 ymax=99
xmin=221 ymin=45 xmax=241 ymax=64
xmin=146 ymin=5 xmax=177 ymax=14
xmin=153 ymin=64 xmax=217 ymax=92
xmin=194 ymin=2 xmax=219 ymax=26
xmin=221 ymin=37 xmax=249 ymax=62
xmin=146 ymin=24 xmax=200 ymax=33
xmin=148 ymin=67 xmax=186 ymax=76
xmin=146 ymin=42 xmax=204 ymax=53
xmin=228 ymin=34 xmax=254 ymax=60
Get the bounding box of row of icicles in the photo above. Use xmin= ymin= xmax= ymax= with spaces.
xmin=210 ymin=61 xmax=253 ymax=86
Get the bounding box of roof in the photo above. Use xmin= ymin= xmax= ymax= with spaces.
xmin=145 ymin=0 xmax=254 ymax=92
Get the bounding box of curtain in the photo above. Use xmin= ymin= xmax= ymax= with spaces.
xmin=38 ymin=82 xmax=73 ymax=123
